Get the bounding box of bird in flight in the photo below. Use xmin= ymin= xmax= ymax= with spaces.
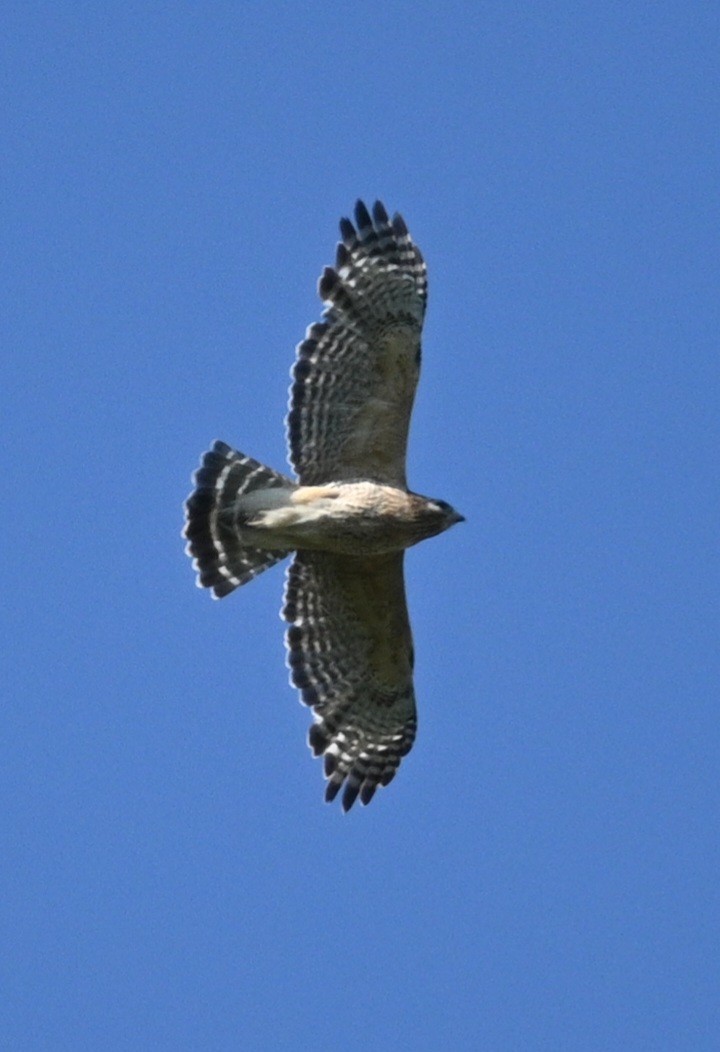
xmin=184 ymin=201 xmax=463 ymax=811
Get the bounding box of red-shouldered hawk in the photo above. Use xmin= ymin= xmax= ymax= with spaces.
xmin=184 ymin=201 xmax=463 ymax=811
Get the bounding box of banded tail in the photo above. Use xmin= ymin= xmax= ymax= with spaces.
xmin=184 ymin=441 xmax=293 ymax=598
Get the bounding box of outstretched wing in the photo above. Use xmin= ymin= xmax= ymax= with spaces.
xmin=283 ymin=550 xmax=417 ymax=811
xmin=287 ymin=200 xmax=427 ymax=488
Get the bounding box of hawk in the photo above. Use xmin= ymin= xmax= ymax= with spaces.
xmin=184 ymin=201 xmax=463 ymax=811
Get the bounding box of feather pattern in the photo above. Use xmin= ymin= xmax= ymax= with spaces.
xmin=287 ymin=200 xmax=427 ymax=487
xmin=283 ymin=550 xmax=417 ymax=811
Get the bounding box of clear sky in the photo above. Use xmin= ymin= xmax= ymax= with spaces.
xmin=3 ymin=4 xmax=718 ymax=1049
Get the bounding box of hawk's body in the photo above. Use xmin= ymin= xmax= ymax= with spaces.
xmin=184 ymin=201 xmax=462 ymax=810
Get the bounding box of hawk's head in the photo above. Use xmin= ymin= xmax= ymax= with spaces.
xmin=419 ymin=497 xmax=465 ymax=538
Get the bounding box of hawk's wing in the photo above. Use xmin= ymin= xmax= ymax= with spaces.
xmin=283 ymin=550 xmax=417 ymax=811
xmin=287 ymin=200 xmax=427 ymax=487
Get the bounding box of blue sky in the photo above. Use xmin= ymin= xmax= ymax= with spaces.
xmin=3 ymin=3 xmax=718 ymax=1049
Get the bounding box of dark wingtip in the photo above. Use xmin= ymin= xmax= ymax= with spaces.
xmin=318 ymin=266 xmax=338 ymax=300
xmin=308 ymin=724 xmax=327 ymax=756
xmin=380 ymin=767 xmax=397 ymax=787
xmin=341 ymin=781 xmax=360 ymax=812
xmin=354 ymin=199 xmax=372 ymax=231
xmin=372 ymin=200 xmax=389 ymax=225
xmin=360 ymin=782 xmax=377 ymax=806
xmin=339 ymin=216 xmax=356 ymax=243
xmin=391 ymin=212 xmax=408 ymax=236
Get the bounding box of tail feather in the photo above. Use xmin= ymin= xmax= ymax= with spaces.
xmin=184 ymin=441 xmax=293 ymax=598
